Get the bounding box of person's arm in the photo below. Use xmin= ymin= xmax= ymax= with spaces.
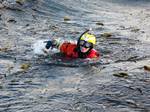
xmin=45 ymin=39 xmax=60 ymax=49
xmin=43 ymin=39 xmax=61 ymax=54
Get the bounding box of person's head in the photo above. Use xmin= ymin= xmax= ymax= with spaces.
xmin=77 ymin=31 xmax=96 ymax=54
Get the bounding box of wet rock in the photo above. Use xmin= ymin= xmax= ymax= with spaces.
xmin=15 ymin=0 xmax=25 ymax=5
xmin=64 ymin=16 xmax=71 ymax=21
xmin=101 ymin=32 xmax=112 ymax=38
xmin=20 ymin=63 xmax=30 ymax=70
xmin=96 ymin=22 xmax=104 ymax=26
xmin=11 ymin=79 xmax=18 ymax=82
xmin=125 ymin=99 xmax=138 ymax=108
xmin=131 ymin=28 xmax=140 ymax=33
xmin=144 ymin=65 xmax=150 ymax=71
xmin=7 ymin=18 xmax=16 ymax=23
xmin=24 ymin=80 xmax=32 ymax=84
xmin=113 ymin=72 xmax=129 ymax=78
xmin=127 ymin=56 xmax=139 ymax=61
xmin=0 ymin=47 xmax=9 ymax=52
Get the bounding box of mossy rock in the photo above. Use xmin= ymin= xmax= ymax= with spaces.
xmin=20 ymin=63 xmax=31 ymax=70
xmin=113 ymin=72 xmax=129 ymax=78
xmin=64 ymin=16 xmax=71 ymax=21
xmin=101 ymin=33 xmax=112 ymax=38
xmin=0 ymin=47 xmax=9 ymax=52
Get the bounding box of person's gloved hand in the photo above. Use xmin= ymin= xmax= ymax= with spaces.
xmin=45 ymin=39 xmax=60 ymax=49
xmin=45 ymin=41 xmax=53 ymax=49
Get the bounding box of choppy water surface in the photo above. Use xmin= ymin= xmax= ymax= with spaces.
xmin=0 ymin=0 xmax=150 ymax=112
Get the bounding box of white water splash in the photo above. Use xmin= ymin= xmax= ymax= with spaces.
xmin=33 ymin=40 xmax=47 ymax=55
xmin=33 ymin=40 xmax=59 ymax=55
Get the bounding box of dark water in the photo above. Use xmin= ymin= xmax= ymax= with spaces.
xmin=0 ymin=0 xmax=150 ymax=112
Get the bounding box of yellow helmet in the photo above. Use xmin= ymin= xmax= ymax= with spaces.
xmin=80 ymin=33 xmax=96 ymax=45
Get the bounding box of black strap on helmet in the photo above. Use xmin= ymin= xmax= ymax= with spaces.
xmin=75 ymin=29 xmax=94 ymax=58
xmin=77 ymin=29 xmax=91 ymax=47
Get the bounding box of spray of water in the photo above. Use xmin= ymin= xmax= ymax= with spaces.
xmin=33 ymin=40 xmax=59 ymax=55
xmin=33 ymin=40 xmax=48 ymax=55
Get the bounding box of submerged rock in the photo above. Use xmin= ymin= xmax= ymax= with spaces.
xmin=0 ymin=47 xmax=9 ymax=52
xmin=96 ymin=22 xmax=104 ymax=26
xmin=20 ymin=63 xmax=30 ymax=70
xmin=64 ymin=16 xmax=71 ymax=21
xmin=15 ymin=0 xmax=25 ymax=5
xmin=131 ymin=28 xmax=140 ymax=33
xmin=113 ymin=72 xmax=129 ymax=78
xmin=7 ymin=18 xmax=16 ymax=23
xmin=101 ymin=32 xmax=112 ymax=38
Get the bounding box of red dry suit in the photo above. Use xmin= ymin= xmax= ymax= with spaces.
xmin=59 ymin=42 xmax=100 ymax=59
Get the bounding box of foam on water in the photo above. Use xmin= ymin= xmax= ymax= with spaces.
xmin=33 ymin=40 xmax=47 ymax=55
xmin=33 ymin=40 xmax=59 ymax=55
